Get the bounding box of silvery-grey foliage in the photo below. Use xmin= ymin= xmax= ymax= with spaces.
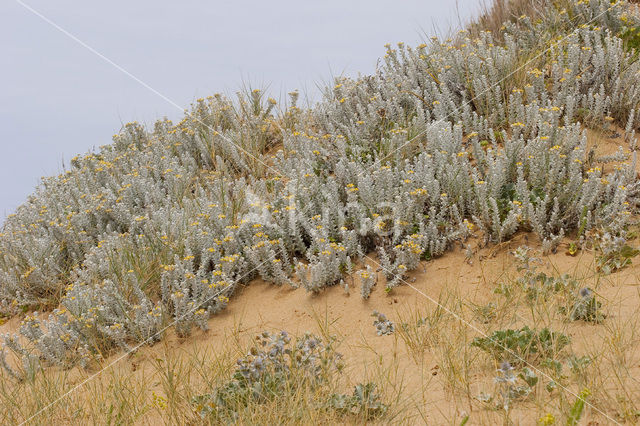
xmin=372 ymin=311 xmax=395 ymax=336
xmin=358 ymin=265 xmax=376 ymax=299
xmin=2 ymin=0 xmax=640 ymax=370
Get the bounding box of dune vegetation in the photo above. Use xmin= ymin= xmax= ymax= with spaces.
xmin=3 ymin=0 xmax=640 ymax=424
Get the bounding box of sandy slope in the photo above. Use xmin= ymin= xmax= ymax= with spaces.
xmin=2 ymin=128 xmax=640 ymax=424
xmin=2 ymin=229 xmax=640 ymax=424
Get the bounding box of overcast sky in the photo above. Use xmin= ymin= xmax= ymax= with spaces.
xmin=0 ymin=0 xmax=484 ymax=220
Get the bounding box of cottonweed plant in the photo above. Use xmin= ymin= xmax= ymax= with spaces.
xmin=3 ymin=0 xmax=640 ymax=373
xmin=358 ymin=265 xmax=376 ymax=299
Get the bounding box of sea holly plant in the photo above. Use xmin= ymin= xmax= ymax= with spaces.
xmin=372 ymin=311 xmax=395 ymax=336
xmin=566 ymin=288 xmax=605 ymax=323
xmin=494 ymin=362 xmax=534 ymax=411
xmin=471 ymin=326 xmax=570 ymax=365
xmin=509 ymin=246 xmax=579 ymax=300
xmin=476 ymin=362 xmax=538 ymax=412
xmin=192 ymin=330 xmax=344 ymax=420
xmin=595 ymin=232 xmax=639 ymax=274
xmin=328 ymin=382 xmax=388 ymax=419
xmin=503 ymin=246 xmax=608 ymax=323
xmin=192 ymin=330 xmax=388 ymax=422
